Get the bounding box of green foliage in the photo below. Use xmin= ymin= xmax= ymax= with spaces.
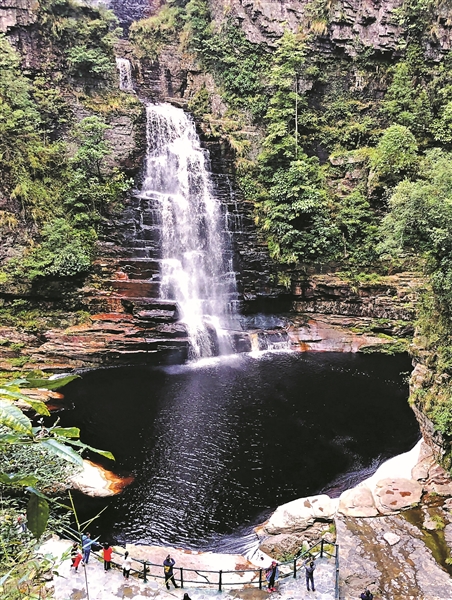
xmin=431 ymin=404 xmax=452 ymax=437
xmin=189 ymin=12 xmax=269 ymax=119
xmin=380 ymin=149 xmax=452 ymax=308
xmin=67 ymin=45 xmax=114 ymax=78
xmin=0 ymin=372 xmax=113 ymax=597
xmin=18 ymin=219 xmax=95 ymax=279
xmin=335 ymin=190 xmax=379 ymax=262
xmin=188 ymin=85 xmax=211 ymax=118
xmin=370 ymin=124 xmax=419 ymax=185
xmin=260 ymin=158 xmax=339 ymax=263
xmin=38 ymin=0 xmax=121 ymax=85
xmin=130 ymin=4 xmax=183 ymax=59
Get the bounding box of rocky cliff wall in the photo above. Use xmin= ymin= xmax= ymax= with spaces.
xmin=208 ymin=0 xmax=452 ymax=59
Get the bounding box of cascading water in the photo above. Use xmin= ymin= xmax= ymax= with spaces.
xmin=116 ymin=57 xmax=134 ymax=92
xmin=138 ymin=103 xmax=239 ymax=359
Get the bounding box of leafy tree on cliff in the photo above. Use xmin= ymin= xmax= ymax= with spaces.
xmin=380 ymin=148 xmax=452 ymax=310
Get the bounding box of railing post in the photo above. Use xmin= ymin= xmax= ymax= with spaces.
xmin=259 ymin=568 xmax=263 ymax=590
xmin=180 ymin=567 xmax=184 ymax=589
xmin=335 ymin=544 xmax=340 ymax=600
xmin=143 ymin=561 xmax=147 ymax=583
xmin=293 ymin=558 xmax=297 ymax=579
xmin=320 ymin=539 xmax=324 ymax=558
xmin=219 ymin=570 xmax=222 ymax=592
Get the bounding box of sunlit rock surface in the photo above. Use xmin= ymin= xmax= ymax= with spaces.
xmin=69 ymin=459 xmax=133 ymax=497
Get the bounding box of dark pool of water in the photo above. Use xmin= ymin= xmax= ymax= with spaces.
xmin=57 ymin=352 xmax=419 ymax=551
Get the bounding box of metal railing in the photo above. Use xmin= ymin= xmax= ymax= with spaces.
xmin=57 ymin=525 xmax=339 ymax=594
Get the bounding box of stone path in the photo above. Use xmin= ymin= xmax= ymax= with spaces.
xmin=43 ymin=540 xmax=337 ymax=600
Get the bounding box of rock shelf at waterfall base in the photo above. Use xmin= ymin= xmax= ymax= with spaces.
xmin=43 ymin=440 xmax=452 ymax=600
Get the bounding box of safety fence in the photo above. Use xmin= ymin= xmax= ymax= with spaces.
xmin=59 ymin=525 xmax=339 ymax=595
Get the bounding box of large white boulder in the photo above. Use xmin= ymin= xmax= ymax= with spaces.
xmin=264 ymin=494 xmax=338 ymax=534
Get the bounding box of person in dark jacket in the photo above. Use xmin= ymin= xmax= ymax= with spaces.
xmin=304 ymin=559 xmax=316 ymax=592
xmin=360 ymin=590 xmax=373 ymax=600
xmin=163 ymin=554 xmax=179 ymax=589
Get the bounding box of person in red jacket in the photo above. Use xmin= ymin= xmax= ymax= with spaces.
xmin=103 ymin=542 xmax=113 ymax=571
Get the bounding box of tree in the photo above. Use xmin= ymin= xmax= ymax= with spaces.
xmin=369 ymin=124 xmax=419 ymax=188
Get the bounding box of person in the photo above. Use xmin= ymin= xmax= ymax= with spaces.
xmin=103 ymin=542 xmax=113 ymax=571
xmin=71 ymin=549 xmax=83 ymax=573
xmin=360 ymin=591 xmax=373 ymax=600
xmin=265 ymin=561 xmax=279 ymax=592
xmin=122 ymin=551 xmax=132 ymax=580
xmin=304 ymin=559 xmax=316 ymax=592
xmin=183 ymin=595 xmax=192 ymax=600
xmin=81 ymin=532 xmax=98 ymax=564
xmin=17 ymin=514 xmax=27 ymax=533
xmin=163 ymin=554 xmax=179 ymax=589
xmin=71 ymin=542 xmax=79 ymax=566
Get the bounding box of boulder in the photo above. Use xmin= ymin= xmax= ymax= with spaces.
xmin=424 ymin=464 xmax=452 ymax=496
xmin=264 ymin=494 xmax=337 ymax=535
xmin=373 ymin=478 xmax=423 ymax=513
xmin=411 ymin=440 xmax=435 ymax=481
xmin=338 ymin=485 xmax=379 ymax=517
xmin=258 ymin=533 xmax=306 ymax=559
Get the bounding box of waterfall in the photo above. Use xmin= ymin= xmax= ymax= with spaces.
xmin=116 ymin=57 xmax=134 ymax=92
xmin=138 ymin=103 xmax=239 ymax=359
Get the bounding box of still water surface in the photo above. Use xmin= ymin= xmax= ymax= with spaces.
xmin=60 ymin=352 xmax=419 ymax=551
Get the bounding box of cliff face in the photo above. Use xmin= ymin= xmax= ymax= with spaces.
xmin=0 ymin=0 xmax=37 ymax=33
xmin=208 ymin=0 xmax=452 ymax=59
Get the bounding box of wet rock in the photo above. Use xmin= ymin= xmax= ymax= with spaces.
xmin=374 ymin=478 xmax=423 ymax=513
xmin=338 ymin=485 xmax=379 ymax=518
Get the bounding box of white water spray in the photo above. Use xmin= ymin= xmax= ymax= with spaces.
xmin=138 ymin=103 xmax=238 ymax=359
xmin=116 ymin=57 xmax=134 ymax=92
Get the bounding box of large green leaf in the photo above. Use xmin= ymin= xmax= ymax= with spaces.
xmin=0 ymin=388 xmax=43 ymax=403
xmin=38 ymin=438 xmax=84 ymax=466
xmin=0 ymin=433 xmax=23 ymax=444
xmin=23 ymin=374 xmax=80 ymax=390
xmin=0 ymin=473 xmax=38 ymax=487
xmin=64 ymin=437 xmax=115 ymax=461
xmin=27 ymin=493 xmax=49 ymax=539
xmin=0 ymin=400 xmax=32 ymax=435
xmin=51 ymin=426 xmax=80 ymax=438
xmin=20 ymin=398 xmax=50 ymax=417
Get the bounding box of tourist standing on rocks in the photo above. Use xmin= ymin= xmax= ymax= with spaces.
xmin=163 ymin=554 xmax=179 ymax=589
xmin=103 ymin=542 xmax=113 ymax=571
xmin=122 ymin=551 xmax=132 ymax=580
xmin=304 ymin=559 xmax=316 ymax=592
xmin=266 ymin=560 xmax=279 ymax=592
xmin=81 ymin=532 xmax=98 ymax=564
xmin=360 ymin=590 xmax=373 ymax=600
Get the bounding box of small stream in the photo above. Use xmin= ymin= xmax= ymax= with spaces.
xmin=57 ymin=351 xmax=419 ymax=552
